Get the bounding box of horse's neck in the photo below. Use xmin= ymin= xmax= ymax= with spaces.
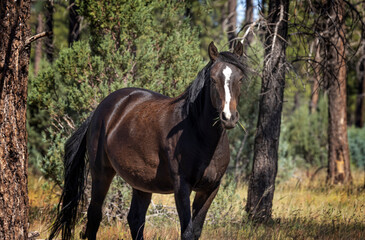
xmin=189 ymin=85 xmax=223 ymax=139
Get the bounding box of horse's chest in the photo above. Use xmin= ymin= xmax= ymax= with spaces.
xmin=168 ymin=129 xmax=230 ymax=189
xmin=190 ymin=145 xmax=229 ymax=190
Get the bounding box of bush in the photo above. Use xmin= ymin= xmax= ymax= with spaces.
xmin=348 ymin=126 xmax=365 ymax=169
xmin=278 ymin=97 xmax=328 ymax=180
xmin=207 ymin=174 xmax=243 ymax=228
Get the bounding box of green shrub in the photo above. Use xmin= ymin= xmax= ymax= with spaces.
xmin=207 ymin=174 xmax=243 ymax=228
xmin=278 ymin=97 xmax=328 ymax=180
xmin=348 ymin=126 xmax=365 ymax=169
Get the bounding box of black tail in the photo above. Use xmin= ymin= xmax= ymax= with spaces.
xmin=49 ymin=113 xmax=93 ymax=240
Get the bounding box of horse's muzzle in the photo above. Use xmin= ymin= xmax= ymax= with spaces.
xmin=220 ymin=111 xmax=239 ymax=129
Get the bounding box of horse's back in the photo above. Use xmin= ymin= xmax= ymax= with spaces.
xmin=87 ymin=87 xmax=175 ymax=193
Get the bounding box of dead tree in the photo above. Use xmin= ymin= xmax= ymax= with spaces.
xmin=227 ymin=0 xmax=237 ymax=49
xmin=311 ymin=0 xmax=353 ymax=185
xmin=245 ymin=0 xmax=290 ymax=221
xmin=288 ymin=0 xmax=364 ymax=185
xmin=68 ymin=0 xmax=82 ymax=46
xmin=45 ymin=0 xmax=54 ymax=62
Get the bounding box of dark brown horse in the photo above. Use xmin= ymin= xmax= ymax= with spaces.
xmin=49 ymin=41 xmax=246 ymax=240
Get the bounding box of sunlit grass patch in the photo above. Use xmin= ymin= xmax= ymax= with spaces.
xmin=29 ymin=170 xmax=365 ymax=239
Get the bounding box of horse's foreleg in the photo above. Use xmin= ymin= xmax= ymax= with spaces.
xmin=174 ymin=179 xmax=193 ymax=240
xmin=191 ymin=186 xmax=220 ymax=240
xmin=127 ymin=188 xmax=152 ymax=240
xmin=81 ymin=168 xmax=115 ymax=240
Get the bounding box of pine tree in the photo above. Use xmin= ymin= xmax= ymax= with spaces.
xmin=0 ymin=0 xmax=32 ymax=238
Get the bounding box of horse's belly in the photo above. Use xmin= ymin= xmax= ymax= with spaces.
xmin=108 ymin=150 xmax=174 ymax=194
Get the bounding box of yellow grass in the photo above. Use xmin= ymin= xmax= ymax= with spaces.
xmin=29 ymin=170 xmax=365 ymax=239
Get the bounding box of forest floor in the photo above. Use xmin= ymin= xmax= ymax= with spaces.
xmin=28 ymin=169 xmax=365 ymax=240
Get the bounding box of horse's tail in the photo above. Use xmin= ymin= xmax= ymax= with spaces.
xmin=49 ymin=112 xmax=94 ymax=240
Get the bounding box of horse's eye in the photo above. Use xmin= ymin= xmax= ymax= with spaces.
xmin=211 ymin=78 xmax=217 ymax=84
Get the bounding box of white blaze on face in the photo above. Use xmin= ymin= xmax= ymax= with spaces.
xmin=222 ymin=66 xmax=232 ymax=120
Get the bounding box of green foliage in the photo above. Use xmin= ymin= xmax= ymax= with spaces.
xmin=348 ymin=126 xmax=365 ymax=169
xmin=208 ymin=174 xmax=243 ymax=228
xmin=28 ymin=1 xmax=203 ymax=185
xmin=278 ymin=97 xmax=328 ymax=180
xmin=185 ymin=0 xmax=229 ymax=59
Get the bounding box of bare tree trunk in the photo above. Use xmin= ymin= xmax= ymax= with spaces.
xmin=355 ymin=53 xmax=365 ymax=127
xmin=355 ymin=2 xmax=365 ymax=128
xmin=45 ymin=0 xmax=54 ymax=62
xmin=227 ymin=0 xmax=237 ymax=49
xmin=245 ymin=0 xmax=289 ymax=221
xmin=310 ymin=40 xmax=321 ymax=113
xmin=68 ymin=0 xmax=82 ymax=46
xmin=0 ymin=0 xmax=31 ymax=239
xmin=34 ymin=14 xmax=43 ymax=75
xmin=244 ymin=0 xmax=254 ymax=48
xmin=324 ymin=0 xmax=352 ymax=185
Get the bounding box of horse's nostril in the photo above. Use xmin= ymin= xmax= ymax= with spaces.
xmin=222 ymin=112 xmax=229 ymax=121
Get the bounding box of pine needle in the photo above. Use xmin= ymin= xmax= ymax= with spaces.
xmin=238 ymin=121 xmax=247 ymax=133
xmin=212 ymin=117 xmax=220 ymax=127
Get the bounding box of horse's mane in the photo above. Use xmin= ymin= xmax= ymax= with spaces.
xmin=180 ymin=51 xmax=247 ymax=116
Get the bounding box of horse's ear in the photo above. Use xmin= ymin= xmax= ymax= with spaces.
xmin=208 ymin=41 xmax=219 ymax=61
xmin=233 ymin=41 xmax=243 ymax=57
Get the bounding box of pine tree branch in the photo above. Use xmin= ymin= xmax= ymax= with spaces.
xmin=270 ymin=3 xmax=284 ymax=57
xmin=25 ymin=31 xmax=52 ymax=46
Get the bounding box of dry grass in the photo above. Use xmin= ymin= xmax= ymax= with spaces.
xmin=29 ymin=170 xmax=365 ymax=239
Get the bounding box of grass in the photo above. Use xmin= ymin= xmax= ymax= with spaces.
xmin=29 ymin=170 xmax=365 ymax=239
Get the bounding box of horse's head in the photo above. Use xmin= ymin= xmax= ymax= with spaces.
xmin=208 ymin=41 xmax=245 ymax=129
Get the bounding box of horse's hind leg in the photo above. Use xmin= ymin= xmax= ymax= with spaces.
xmin=81 ymin=126 xmax=116 ymax=240
xmin=81 ymin=160 xmax=115 ymax=240
xmin=82 ymin=171 xmax=115 ymax=240
xmin=127 ymin=188 xmax=152 ymax=240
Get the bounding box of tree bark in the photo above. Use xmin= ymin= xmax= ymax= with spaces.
xmin=324 ymin=0 xmax=352 ymax=185
xmin=68 ymin=0 xmax=82 ymax=46
xmin=355 ymin=2 xmax=365 ymax=128
xmin=227 ymin=0 xmax=237 ymax=49
xmin=0 ymin=0 xmax=31 ymax=239
xmin=245 ymin=0 xmax=289 ymax=221
xmin=310 ymin=40 xmax=321 ymax=113
xmin=355 ymin=54 xmax=365 ymax=127
xmin=45 ymin=0 xmax=54 ymax=62
xmin=243 ymin=0 xmax=254 ymax=49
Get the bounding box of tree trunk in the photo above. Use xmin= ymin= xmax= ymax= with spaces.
xmin=45 ymin=0 xmax=54 ymax=62
xmin=355 ymin=40 xmax=365 ymax=127
xmin=243 ymin=0 xmax=254 ymax=49
xmin=68 ymin=0 xmax=81 ymax=46
xmin=310 ymin=40 xmax=321 ymax=113
xmin=245 ymin=0 xmax=289 ymax=221
xmin=355 ymin=2 xmax=365 ymax=128
xmin=0 ymin=0 xmax=31 ymax=239
xmin=324 ymin=0 xmax=352 ymax=184
xmin=227 ymin=0 xmax=237 ymax=49
xmin=34 ymin=13 xmax=43 ymax=75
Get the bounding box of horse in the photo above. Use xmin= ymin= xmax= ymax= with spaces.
xmin=49 ymin=41 xmax=246 ymax=240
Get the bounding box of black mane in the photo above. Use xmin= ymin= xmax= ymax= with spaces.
xmin=182 ymin=51 xmax=247 ymax=116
